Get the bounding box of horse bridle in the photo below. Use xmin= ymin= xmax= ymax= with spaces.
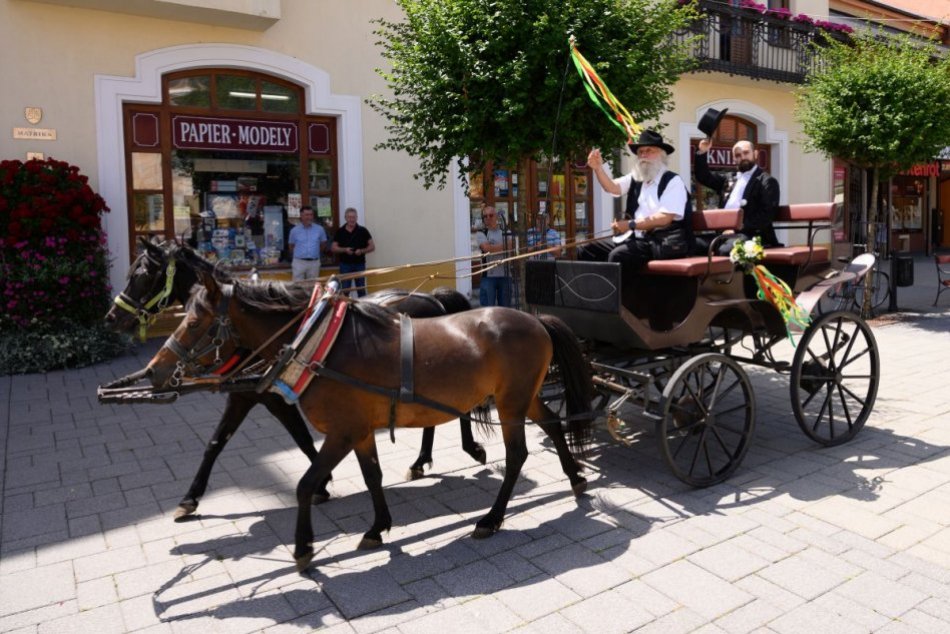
xmin=113 ymin=253 xmax=178 ymax=341
xmin=159 ymin=284 xmax=240 ymax=387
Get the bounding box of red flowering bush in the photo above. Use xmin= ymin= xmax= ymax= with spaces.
xmin=1 ymin=158 xmax=128 ymax=372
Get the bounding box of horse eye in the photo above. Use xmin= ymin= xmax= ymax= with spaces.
xmin=187 ymin=319 xmax=201 ymax=329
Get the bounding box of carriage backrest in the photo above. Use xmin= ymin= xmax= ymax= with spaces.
xmin=774 ymin=202 xmax=835 ymax=223
xmin=692 ymin=208 xmax=742 ymax=232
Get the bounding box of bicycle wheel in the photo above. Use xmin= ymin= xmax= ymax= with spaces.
xmin=853 ymin=270 xmax=890 ymax=312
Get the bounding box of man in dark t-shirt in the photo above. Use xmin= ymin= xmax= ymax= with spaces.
xmin=331 ymin=207 xmax=375 ymax=297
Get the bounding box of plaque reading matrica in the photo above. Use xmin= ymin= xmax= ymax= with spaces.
xmin=13 ymin=127 xmax=56 ymax=140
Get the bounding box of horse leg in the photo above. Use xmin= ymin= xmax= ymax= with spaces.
xmin=260 ymin=394 xmax=330 ymax=504
xmin=406 ymin=414 xmax=487 ymax=481
xmin=353 ymin=434 xmax=393 ymax=550
xmin=459 ymin=413 xmax=487 ymax=465
xmin=174 ymin=393 xmax=255 ymax=520
xmin=473 ymin=416 xmax=528 ymax=538
xmin=293 ymin=434 xmax=351 ymax=572
xmin=529 ymin=399 xmax=587 ymax=497
xmin=406 ymin=426 xmax=435 ymax=480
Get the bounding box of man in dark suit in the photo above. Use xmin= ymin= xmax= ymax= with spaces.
xmin=694 ymin=138 xmax=780 ymax=254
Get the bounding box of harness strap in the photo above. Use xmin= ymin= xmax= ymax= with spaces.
xmin=309 ymin=362 xmax=467 ymax=421
xmin=396 ymin=314 xmax=415 ymax=442
xmin=399 ymin=314 xmax=414 ymax=403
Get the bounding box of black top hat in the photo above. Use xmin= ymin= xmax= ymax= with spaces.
xmin=627 ymin=129 xmax=675 ymax=155
xmin=698 ymin=107 xmax=729 ymax=137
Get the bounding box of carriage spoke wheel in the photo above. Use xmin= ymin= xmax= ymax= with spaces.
xmin=658 ymin=353 xmax=755 ymax=487
xmin=790 ymin=311 xmax=879 ymax=446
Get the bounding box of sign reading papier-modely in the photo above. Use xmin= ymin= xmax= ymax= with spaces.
xmin=172 ymin=115 xmax=298 ymax=153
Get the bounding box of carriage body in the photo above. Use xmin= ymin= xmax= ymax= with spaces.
xmin=526 ymin=202 xmax=880 ymax=487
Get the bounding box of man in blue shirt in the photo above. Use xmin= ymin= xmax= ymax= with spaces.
xmin=288 ymin=206 xmax=328 ymax=281
xmin=526 ymin=211 xmax=562 ymax=260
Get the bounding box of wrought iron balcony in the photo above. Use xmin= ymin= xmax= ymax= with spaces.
xmin=674 ymin=1 xmax=850 ymax=84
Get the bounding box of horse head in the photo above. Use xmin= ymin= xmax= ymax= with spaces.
xmin=145 ymin=265 xmax=239 ymax=389
xmin=104 ymin=236 xmax=197 ymax=336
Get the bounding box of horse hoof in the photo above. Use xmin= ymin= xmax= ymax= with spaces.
xmin=472 ymin=523 xmax=500 ymax=539
xmin=295 ymin=550 xmax=315 ymax=573
xmin=357 ymin=536 xmax=383 ymax=550
xmin=311 ymin=492 xmax=330 ymax=506
xmin=572 ymin=478 xmax=588 ymax=497
xmin=173 ymin=501 xmax=197 ymax=521
xmin=406 ymin=467 xmax=425 ymax=481
xmin=472 ymin=446 xmax=487 ymax=466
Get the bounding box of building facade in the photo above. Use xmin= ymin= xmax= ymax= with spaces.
xmin=2 ymin=0 xmax=947 ymax=302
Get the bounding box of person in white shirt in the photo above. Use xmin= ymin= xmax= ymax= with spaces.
xmin=579 ymin=130 xmax=692 ymax=276
xmin=694 ymin=138 xmax=780 ymax=254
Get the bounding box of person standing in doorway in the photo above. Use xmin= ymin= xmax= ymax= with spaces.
xmin=331 ymin=207 xmax=375 ymax=297
xmin=474 ymin=205 xmax=511 ymax=306
xmin=288 ymin=205 xmax=328 ymax=281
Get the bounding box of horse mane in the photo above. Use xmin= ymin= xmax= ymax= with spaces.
xmin=231 ymin=279 xmax=313 ymax=312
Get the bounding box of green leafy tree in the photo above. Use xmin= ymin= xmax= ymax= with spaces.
xmin=369 ymin=0 xmax=699 ymax=190
xmin=796 ymin=30 xmax=950 ymax=315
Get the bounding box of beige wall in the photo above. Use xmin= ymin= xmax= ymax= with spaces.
xmin=0 ymin=0 xmax=457 ymax=291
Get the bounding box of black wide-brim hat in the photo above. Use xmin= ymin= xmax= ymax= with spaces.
xmin=627 ymin=129 xmax=675 ymax=155
xmin=698 ymin=107 xmax=729 ymax=137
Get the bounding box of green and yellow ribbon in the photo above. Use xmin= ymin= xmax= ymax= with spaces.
xmin=569 ymin=37 xmax=642 ymax=141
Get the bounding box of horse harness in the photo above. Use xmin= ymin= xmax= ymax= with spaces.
xmin=113 ymin=255 xmax=178 ymax=341
xmin=160 ymin=284 xmax=244 ymax=387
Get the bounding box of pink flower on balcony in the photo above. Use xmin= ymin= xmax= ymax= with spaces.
xmin=768 ymin=7 xmax=792 ymax=20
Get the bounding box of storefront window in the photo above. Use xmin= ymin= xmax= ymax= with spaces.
xmin=167 ymin=76 xmax=211 ymax=108
xmin=123 ymin=69 xmax=338 ymax=269
xmin=262 ymin=80 xmax=299 ymax=114
xmin=215 ymin=74 xmax=258 ymax=111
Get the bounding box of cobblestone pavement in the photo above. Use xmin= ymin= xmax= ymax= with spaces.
xmin=2 ymin=255 xmax=950 ymax=633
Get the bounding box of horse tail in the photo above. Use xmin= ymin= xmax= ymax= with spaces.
xmin=536 ymin=313 xmax=595 ymax=455
xmin=431 ymin=287 xmax=472 ymax=315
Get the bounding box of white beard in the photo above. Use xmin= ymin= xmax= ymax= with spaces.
xmin=633 ymin=157 xmax=664 ymax=183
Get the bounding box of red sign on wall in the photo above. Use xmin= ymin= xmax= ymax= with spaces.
xmin=172 ymin=115 xmax=298 ymax=153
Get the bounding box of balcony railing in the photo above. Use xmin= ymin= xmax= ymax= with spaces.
xmin=674 ymin=1 xmax=849 ymax=84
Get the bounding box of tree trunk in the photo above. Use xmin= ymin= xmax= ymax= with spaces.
xmin=861 ymin=167 xmax=880 ymax=319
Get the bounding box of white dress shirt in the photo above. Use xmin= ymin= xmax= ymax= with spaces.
xmin=613 ymin=170 xmax=688 ymax=237
xmin=724 ymin=166 xmax=758 ymax=210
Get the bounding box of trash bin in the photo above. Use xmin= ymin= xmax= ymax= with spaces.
xmin=892 ymin=252 xmax=914 ymax=287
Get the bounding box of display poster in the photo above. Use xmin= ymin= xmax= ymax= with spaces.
xmin=493 ymin=170 xmax=509 ymax=197
xmin=315 ymin=196 xmax=332 ymax=218
xmin=574 ymin=174 xmax=588 ymax=197
xmin=287 ymin=193 xmax=302 ymax=219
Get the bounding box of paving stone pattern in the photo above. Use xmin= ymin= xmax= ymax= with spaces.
xmin=2 ymin=255 xmax=950 ymax=633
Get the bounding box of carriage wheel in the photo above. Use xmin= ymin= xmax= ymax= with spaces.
xmin=790 ymin=311 xmax=879 ymax=446
xmin=658 ymin=353 xmax=755 ymax=487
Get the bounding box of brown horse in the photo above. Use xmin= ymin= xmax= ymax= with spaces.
xmin=144 ymin=268 xmax=595 ymax=571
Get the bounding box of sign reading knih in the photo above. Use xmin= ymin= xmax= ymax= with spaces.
xmin=172 ymin=115 xmax=298 ymax=153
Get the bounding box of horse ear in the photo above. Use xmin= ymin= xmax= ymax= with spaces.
xmin=194 ymin=265 xmax=218 ymax=295
xmin=142 ymin=238 xmax=164 ymax=258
